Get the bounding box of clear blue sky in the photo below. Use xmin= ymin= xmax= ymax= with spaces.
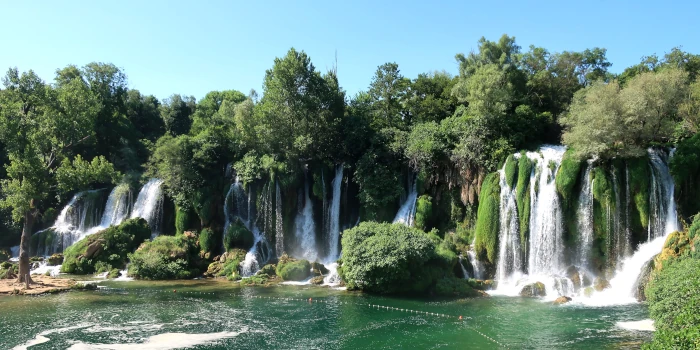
xmin=1 ymin=0 xmax=698 ymax=100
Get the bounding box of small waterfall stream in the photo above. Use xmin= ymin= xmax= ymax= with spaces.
xmin=130 ymin=179 xmax=165 ymax=235
xmin=275 ymin=182 xmax=284 ymax=257
xmin=467 ymin=238 xmax=484 ymax=280
xmin=393 ymin=174 xmax=418 ymax=226
xmin=495 ymin=163 xmax=521 ymax=282
xmin=326 ymin=165 xmax=344 ymax=262
xmin=576 ymin=162 xmax=594 ymax=271
xmin=294 ymin=179 xmax=318 ymax=262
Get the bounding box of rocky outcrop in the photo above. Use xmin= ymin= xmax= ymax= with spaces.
xmin=519 ymin=282 xmax=546 ymax=297
xmin=553 ymin=296 xmax=572 ymax=304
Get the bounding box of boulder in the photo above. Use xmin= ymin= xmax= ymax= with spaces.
xmin=519 ymin=282 xmax=547 ymax=297
xmin=85 ymin=239 xmax=105 ymax=259
xmin=593 ymin=278 xmax=611 ymax=292
xmin=310 ymin=276 xmax=325 ymax=285
xmin=634 ymin=259 xmax=655 ymax=302
xmin=553 ymin=296 xmax=572 ymax=304
xmin=311 ymin=262 xmax=329 ymax=276
xmin=256 ymin=264 xmax=277 ymax=277
xmin=47 ymin=254 xmax=64 ymax=266
xmin=565 ymin=266 xmax=582 ymax=290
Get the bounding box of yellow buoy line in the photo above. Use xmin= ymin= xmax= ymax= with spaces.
xmin=92 ymin=286 xmax=508 ymax=348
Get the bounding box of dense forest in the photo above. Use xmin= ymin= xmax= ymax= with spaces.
xmin=1 ymin=34 xmax=700 ymax=346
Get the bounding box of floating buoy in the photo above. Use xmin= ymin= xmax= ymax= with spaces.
xmin=309 ymin=298 xmax=312 ymax=302
xmin=173 ymin=290 xmax=177 ymax=293
xmin=459 ymin=316 xmax=463 ymax=320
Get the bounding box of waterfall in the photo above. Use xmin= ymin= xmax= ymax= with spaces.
xmin=495 ymin=163 xmax=521 ymax=282
xmin=459 ymin=256 xmax=470 ymax=279
xmin=294 ymin=179 xmax=318 ymax=262
xmin=467 ymin=238 xmax=484 ymax=280
xmin=527 ymin=146 xmax=566 ymax=276
xmin=648 ymin=148 xmax=680 ymax=239
xmin=393 ymin=174 xmax=417 ymax=226
xmin=326 ymin=165 xmax=344 ymax=262
xmin=492 ymin=145 xmax=569 ymax=298
xmin=275 ymin=182 xmax=284 ymax=257
xmin=576 ymin=163 xmax=594 ymax=271
xmin=130 ymin=179 xmax=165 ymax=235
xmin=100 ymin=184 xmax=132 ymax=227
xmin=580 ymin=148 xmax=679 ymax=305
xmin=10 ymin=245 xmax=19 ymax=258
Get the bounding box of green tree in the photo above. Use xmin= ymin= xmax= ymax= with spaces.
xmin=0 ymin=68 xmax=118 ymax=283
xmin=161 ymin=94 xmax=196 ymax=136
xmin=367 ymin=63 xmax=410 ymax=129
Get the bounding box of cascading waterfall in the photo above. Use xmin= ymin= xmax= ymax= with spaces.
xmin=393 ymin=174 xmax=417 ymax=226
xmin=275 ymin=182 xmax=284 ymax=257
xmin=326 ymin=165 xmax=344 ymax=262
xmin=648 ymin=148 xmax=679 ymax=239
xmin=528 ymin=146 xmax=566 ymax=276
xmin=495 ymin=163 xmax=521 ymax=282
xmin=459 ymin=255 xmax=470 ymax=279
xmin=467 ymin=239 xmax=484 ymax=280
xmin=294 ymin=179 xmax=318 ymax=262
xmin=100 ymin=184 xmax=132 ymax=227
xmin=576 ymin=162 xmax=594 ymax=272
xmin=130 ymin=179 xmax=165 ymax=235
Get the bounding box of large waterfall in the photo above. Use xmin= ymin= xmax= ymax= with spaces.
xmin=326 ymin=165 xmax=344 ymax=262
xmin=491 ymin=146 xmax=679 ymax=303
xmin=393 ymin=174 xmax=417 ymax=226
xmin=275 ymin=182 xmax=284 ymax=257
xmin=495 ymin=162 xmax=522 ymax=282
xmin=33 ymin=179 xmax=164 ymax=255
xmin=294 ymin=179 xmax=318 ymax=262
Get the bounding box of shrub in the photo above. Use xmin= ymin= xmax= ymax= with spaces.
xmin=224 ymin=218 xmax=254 ymax=251
xmin=61 ymin=218 xmax=151 ymax=274
xmin=276 ymin=254 xmax=311 ymax=281
xmin=204 ymin=249 xmax=246 ymax=278
xmin=644 ymin=258 xmax=700 ymax=349
xmin=175 ymin=206 xmax=190 ymax=235
xmin=341 ymin=222 xmax=448 ymax=294
xmin=127 ymin=234 xmax=201 ymax=280
xmin=474 ymin=172 xmax=500 ymax=264
xmin=434 ymin=277 xmax=480 ymax=297
xmin=504 ymin=154 xmax=517 ymax=189
xmin=414 ymin=195 xmax=433 ymax=231
xmin=555 ymin=149 xmax=583 ymax=211
xmin=198 ymin=227 xmax=218 ymax=256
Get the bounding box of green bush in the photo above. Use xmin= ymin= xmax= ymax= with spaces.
xmin=644 ymin=258 xmax=700 ymax=349
xmin=175 ymin=205 xmax=190 ymax=235
xmin=198 ymin=227 xmax=218 ymax=256
xmin=276 ymin=254 xmax=311 ymax=281
xmin=591 ymin=166 xmax=614 ymax=267
xmin=414 ymin=195 xmax=433 ymax=231
xmin=341 ymin=222 xmax=451 ymax=295
xmin=224 ymin=218 xmax=254 ymax=251
xmin=504 ymin=154 xmax=517 ymax=189
xmin=434 ymin=276 xmax=480 ymax=297
xmin=127 ymin=234 xmax=202 ymax=280
xmin=516 ymin=154 xmax=533 ymax=253
xmin=204 ymin=249 xmax=247 ymax=278
xmin=474 ymin=172 xmax=500 ymax=264
xmin=61 ymin=218 xmax=151 ymax=274
xmin=555 ymin=149 xmax=583 ymax=211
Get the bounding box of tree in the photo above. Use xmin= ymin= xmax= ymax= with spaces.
xmin=406 ymin=71 xmax=458 ymax=124
xmin=161 ymin=94 xmax=196 ymax=136
xmin=367 ymin=63 xmax=410 ymax=129
xmin=0 ymin=68 xmax=118 ymax=283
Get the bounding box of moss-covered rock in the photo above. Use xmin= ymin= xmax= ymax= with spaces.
xmin=175 ymin=205 xmax=190 ymax=236
xmin=627 ymin=156 xmax=651 ymax=245
xmin=670 ymin=134 xmax=700 ymax=220
xmin=516 ymin=154 xmax=533 ymax=255
xmin=127 ymin=233 xmax=203 ymax=280
xmin=475 ymin=172 xmax=500 ymax=266
xmin=519 ymin=282 xmax=546 ymax=297
xmin=310 ymin=276 xmax=325 ymax=285
xmin=198 ymin=227 xmax=219 ymax=258
xmin=61 ymin=218 xmax=151 ymax=274
xmin=276 ymin=254 xmax=311 ymax=281
xmin=553 ymin=296 xmax=572 ymax=304
xmin=504 ymin=154 xmax=518 ymax=189
xmin=204 ymin=249 xmax=247 ymax=278
xmin=555 ymin=149 xmax=583 ymax=211
xmin=434 ymin=276 xmax=482 ymax=297
xmin=224 ymin=218 xmax=254 ymax=251
xmin=47 ymin=254 xmax=63 ymax=266
xmin=592 ymin=166 xmax=614 ymax=271
xmin=256 ymin=264 xmax=277 ymax=277
xmin=310 ymin=262 xmax=329 ymax=276
xmin=593 ymin=277 xmax=611 ymax=291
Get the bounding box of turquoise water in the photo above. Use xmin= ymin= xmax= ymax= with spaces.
xmin=0 ymin=280 xmax=651 ymax=349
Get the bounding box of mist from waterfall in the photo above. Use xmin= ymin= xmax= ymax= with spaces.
xmin=294 ymin=179 xmax=318 ymax=262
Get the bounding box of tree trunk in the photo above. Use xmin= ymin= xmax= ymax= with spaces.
xmin=17 ymin=211 xmax=35 ymax=284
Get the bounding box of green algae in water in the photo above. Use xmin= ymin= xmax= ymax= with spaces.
xmin=0 ymin=281 xmax=651 ymax=349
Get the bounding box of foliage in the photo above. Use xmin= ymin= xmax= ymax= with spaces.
xmin=127 ymin=233 xmax=201 ymax=280
xmin=354 ymin=148 xmax=403 ymax=221
xmin=341 ymin=222 xmax=448 ymax=295
xmin=474 ymin=173 xmax=500 ymax=264
xmin=627 ymin=156 xmax=651 ymax=235
xmin=61 ymin=218 xmax=151 ymax=274
xmin=516 ymin=154 xmax=533 ymax=250
xmin=414 ymin=195 xmax=433 ymax=231
xmin=224 ymin=218 xmax=254 ymax=251
xmin=555 ymin=149 xmax=583 ymax=211
xmin=198 ymin=227 xmax=218 ymax=257
xmin=670 ymin=134 xmax=700 ymax=219
xmin=644 ymin=258 xmax=700 ymax=349
xmin=504 ymin=155 xmax=517 ymax=189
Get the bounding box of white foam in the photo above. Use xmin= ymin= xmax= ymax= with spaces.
xmin=617 ymin=319 xmax=655 ymax=331
xmin=12 ymin=324 xmax=91 ymax=350
xmin=66 ymin=330 xmax=245 ymax=350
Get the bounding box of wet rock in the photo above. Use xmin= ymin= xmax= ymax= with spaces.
xmin=311 ymin=262 xmax=329 ymax=276
xmin=634 ymin=259 xmax=655 ymax=302
xmin=553 ymin=296 xmax=572 ymax=304
xmin=310 ymin=276 xmax=325 ymax=285
xmin=47 ymin=254 xmax=64 ymax=266
xmin=583 ymin=287 xmax=595 ymax=297
xmin=565 ymin=266 xmax=582 ymax=290
xmin=519 ymin=282 xmax=546 ymax=297
xmin=593 ymin=278 xmax=611 ymax=291
xmin=256 ymin=264 xmax=277 ymax=277
xmin=85 ymin=239 xmax=105 ymax=259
